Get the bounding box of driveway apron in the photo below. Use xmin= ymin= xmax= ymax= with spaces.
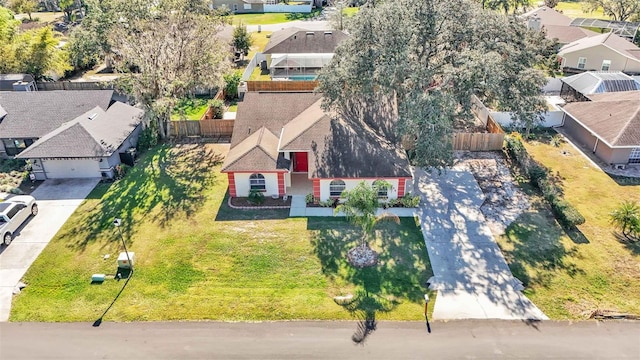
xmin=412 ymin=167 xmax=547 ymax=320
xmin=0 ymin=178 xmax=99 ymax=321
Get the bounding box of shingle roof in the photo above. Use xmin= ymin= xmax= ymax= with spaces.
xmin=263 ymin=28 xmax=348 ymax=54
xmin=221 ymin=127 xmax=282 ymax=172
xmin=0 ymin=90 xmax=114 ymax=138
xmin=562 ymin=71 xmax=640 ymax=95
xmin=562 ymin=91 xmax=640 ymax=147
xmin=16 ymin=102 xmax=143 ymax=158
xmin=522 ymin=6 xmax=573 ymax=26
xmin=559 ymin=32 xmax=640 ymax=61
xmin=542 ymin=25 xmax=597 ymax=44
xmin=223 ymin=92 xmax=411 ymax=178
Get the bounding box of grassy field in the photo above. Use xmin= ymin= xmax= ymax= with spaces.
xmin=14 ymin=11 xmax=64 ymax=23
xmin=171 ymin=98 xmax=210 ymax=121
xmin=555 ymin=1 xmax=607 ymax=19
xmin=10 ymin=144 xmax=433 ymax=322
xmin=496 ymin=132 xmax=640 ymax=319
xmin=248 ymin=31 xmax=272 ymax=60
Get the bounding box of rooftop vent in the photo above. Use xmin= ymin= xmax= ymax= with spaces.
xmin=324 ymin=31 xmax=332 ymax=35
xmin=306 ymin=32 xmax=315 ymax=36
xmin=88 ymin=113 xmax=98 ymax=120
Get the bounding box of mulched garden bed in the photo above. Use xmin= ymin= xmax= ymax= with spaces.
xmin=230 ymin=196 xmax=292 ymax=208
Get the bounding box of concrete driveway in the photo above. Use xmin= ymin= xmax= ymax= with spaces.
xmin=0 ymin=178 xmax=99 ymax=321
xmin=412 ymin=167 xmax=547 ymax=320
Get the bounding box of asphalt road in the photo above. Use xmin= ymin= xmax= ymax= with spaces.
xmin=1 ymin=320 xmax=639 ymax=359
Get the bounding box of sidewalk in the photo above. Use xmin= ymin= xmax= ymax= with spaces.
xmin=412 ymin=167 xmax=547 ymax=320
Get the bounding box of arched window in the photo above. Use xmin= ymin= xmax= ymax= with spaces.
xmin=329 ymin=179 xmax=346 ymax=197
xmin=249 ymin=173 xmax=266 ymax=191
xmin=374 ymin=179 xmax=389 ymax=198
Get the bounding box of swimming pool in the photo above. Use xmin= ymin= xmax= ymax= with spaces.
xmin=287 ymin=75 xmax=318 ymax=81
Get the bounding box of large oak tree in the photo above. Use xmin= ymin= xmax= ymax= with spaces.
xmin=317 ymin=0 xmax=550 ymax=169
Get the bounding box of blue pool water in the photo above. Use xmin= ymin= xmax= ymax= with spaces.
xmin=288 ymin=75 xmax=318 ymax=81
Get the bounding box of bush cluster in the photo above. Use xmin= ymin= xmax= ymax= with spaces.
xmin=505 ymin=134 xmax=585 ymax=228
xmin=248 ymin=189 xmax=265 ymax=205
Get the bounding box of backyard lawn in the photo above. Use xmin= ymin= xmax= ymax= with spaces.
xmin=171 ymin=98 xmax=210 ymax=121
xmin=496 ymin=132 xmax=640 ymax=319
xmin=10 ymin=144 xmax=433 ymax=322
xmin=555 ymin=1 xmax=607 ymax=19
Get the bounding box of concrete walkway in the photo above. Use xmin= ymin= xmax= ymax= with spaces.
xmin=0 ymin=178 xmax=99 ymax=321
xmin=412 ymin=167 xmax=547 ymax=320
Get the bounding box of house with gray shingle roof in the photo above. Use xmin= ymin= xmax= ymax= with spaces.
xmin=262 ymin=28 xmax=348 ymax=80
xmin=221 ymin=92 xmax=412 ymax=201
xmin=560 ymin=91 xmax=640 ymax=165
xmin=558 ymin=32 xmax=640 ymax=74
xmin=521 ymin=6 xmax=598 ymax=45
xmin=0 ymin=90 xmax=144 ymax=179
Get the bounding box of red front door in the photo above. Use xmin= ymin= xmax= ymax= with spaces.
xmin=293 ymin=152 xmax=308 ymax=172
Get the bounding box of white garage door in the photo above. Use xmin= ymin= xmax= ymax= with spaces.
xmin=43 ymin=159 xmax=101 ymax=179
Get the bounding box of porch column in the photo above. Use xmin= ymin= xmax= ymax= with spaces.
xmin=227 ymin=173 xmax=237 ymax=197
xmin=277 ymin=173 xmax=285 ymax=196
xmin=313 ymin=179 xmax=320 ymax=199
xmin=397 ymin=178 xmax=406 ymax=197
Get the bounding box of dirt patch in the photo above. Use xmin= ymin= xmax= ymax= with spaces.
xmin=455 ymin=151 xmax=530 ymax=235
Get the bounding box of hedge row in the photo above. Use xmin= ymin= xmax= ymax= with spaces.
xmin=505 ymin=135 xmax=585 ymax=228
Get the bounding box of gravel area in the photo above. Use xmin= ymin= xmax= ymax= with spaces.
xmin=454 ymin=151 xmax=530 ymax=235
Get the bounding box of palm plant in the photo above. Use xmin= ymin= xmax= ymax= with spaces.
xmin=610 ymin=200 xmax=640 ymax=241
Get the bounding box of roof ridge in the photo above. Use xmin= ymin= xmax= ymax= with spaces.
xmin=612 ymin=102 xmax=640 ymax=145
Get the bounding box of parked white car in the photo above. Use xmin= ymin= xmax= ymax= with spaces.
xmin=0 ymin=195 xmax=38 ymax=246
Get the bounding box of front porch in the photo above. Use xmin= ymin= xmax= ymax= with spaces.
xmin=286 ymin=173 xmax=313 ymax=196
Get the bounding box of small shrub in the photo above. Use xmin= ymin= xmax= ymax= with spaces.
xmin=137 ymin=125 xmax=158 ymax=151
xmin=9 ymin=187 xmax=24 ymax=195
xmin=528 ymin=164 xmax=547 ymax=186
xmin=209 ymin=99 xmax=225 ymax=119
xmin=401 ymin=193 xmax=420 ymax=208
xmin=550 ymin=135 xmax=563 ymax=147
xmin=550 ymin=198 xmax=585 ymax=227
xmin=248 ymin=189 xmax=265 ymax=205
xmin=305 ymin=193 xmax=315 ymax=204
xmin=320 ymin=199 xmax=338 ymax=207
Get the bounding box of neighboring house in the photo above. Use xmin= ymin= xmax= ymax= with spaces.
xmin=0 ymin=90 xmax=144 ymax=179
xmin=221 ymin=92 xmax=412 ymax=201
xmin=560 ymin=91 xmax=640 ymax=166
xmin=522 ymin=6 xmax=597 ymax=45
xmin=0 ymin=74 xmax=36 ymax=92
xmin=262 ymin=28 xmax=348 ymax=80
xmin=210 ymin=0 xmax=313 ymax=14
xmin=560 ymin=71 xmax=640 ymax=102
xmin=558 ymin=32 xmax=640 ymax=74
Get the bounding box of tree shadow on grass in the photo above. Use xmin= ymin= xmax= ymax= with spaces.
xmin=612 ymin=232 xmax=640 ymax=256
xmin=500 ymin=204 xmax=585 ymax=289
xmin=308 ymin=217 xmax=431 ymax=344
xmin=214 ymin=191 xmax=290 ymax=221
xmin=62 ymin=144 xmax=223 ymax=251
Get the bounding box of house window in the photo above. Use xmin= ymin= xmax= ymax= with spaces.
xmin=244 ymin=3 xmax=251 ymax=9
xmin=577 ymin=57 xmax=586 ymax=69
xmin=249 ymin=173 xmax=266 ymax=191
xmin=373 ymin=179 xmax=389 ymax=198
xmin=329 ymin=179 xmax=346 ymax=197
xmin=233 ymin=4 xmax=238 ymax=11
xmin=630 ymin=148 xmax=640 ymax=164
xmin=601 ymin=60 xmax=611 ymax=71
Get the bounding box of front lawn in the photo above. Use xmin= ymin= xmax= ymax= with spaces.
xmin=496 ymin=132 xmax=640 ymax=319
xmin=11 ymin=144 xmax=432 ymax=322
xmin=230 ymin=13 xmax=291 ymax=25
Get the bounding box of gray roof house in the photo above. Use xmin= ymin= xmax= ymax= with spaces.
xmin=558 ymin=32 xmax=640 ymax=74
xmin=560 ymin=91 xmax=640 ymax=166
xmin=0 ymin=90 xmax=144 ymax=179
xmin=560 ymin=71 xmax=640 ymax=102
xmin=261 ymin=28 xmax=349 ymax=80
xmin=221 ymin=92 xmax=412 ymax=202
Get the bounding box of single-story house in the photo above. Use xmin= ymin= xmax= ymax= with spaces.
xmin=221 ymin=92 xmax=412 ymax=201
xmin=560 ymin=91 xmax=640 ymax=165
xmin=210 ymin=0 xmax=314 ymax=14
xmin=0 ymin=90 xmax=144 ymax=179
xmin=522 ymin=6 xmax=597 ymax=45
xmin=560 ymin=71 xmax=640 ymax=102
xmin=262 ymin=28 xmax=348 ymax=80
xmin=558 ymin=32 xmax=640 ymax=74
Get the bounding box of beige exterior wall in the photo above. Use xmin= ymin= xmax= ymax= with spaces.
xmin=318 ymin=179 xmax=401 ymax=202
xmin=562 ymin=115 xmax=633 ymax=164
xmin=561 ymin=44 xmax=640 ymax=73
xmin=212 ymin=0 xmax=264 ymax=13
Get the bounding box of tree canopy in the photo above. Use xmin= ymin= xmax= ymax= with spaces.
xmin=317 ymin=0 xmax=550 ymax=170
xmin=585 ymin=0 xmax=640 ymax=22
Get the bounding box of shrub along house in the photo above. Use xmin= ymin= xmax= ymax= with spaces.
xmin=0 ymin=90 xmax=144 ymax=179
xmin=221 ymin=92 xmax=412 ymax=202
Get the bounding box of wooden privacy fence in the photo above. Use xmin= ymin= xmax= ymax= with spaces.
xmin=452 ymin=132 xmax=504 ymax=151
xmin=247 ymin=80 xmax=318 ymax=92
xmin=37 ymin=81 xmax=114 ymax=91
xmin=486 ymin=115 xmax=504 ymax=134
xmin=169 ymin=119 xmax=234 ymax=138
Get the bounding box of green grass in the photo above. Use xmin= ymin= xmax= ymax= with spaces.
xmin=555 ymin=2 xmax=607 ymax=19
xmin=496 ymin=132 xmax=640 ymax=319
xmin=250 ymin=66 xmax=271 ymax=80
xmin=15 ymin=12 xmax=64 ymax=23
xmin=171 ymin=98 xmax=209 ymax=121
xmin=10 ymin=144 xmax=433 ymax=322
xmin=343 ymin=7 xmax=359 ymax=16
xmin=227 ymin=102 xmax=238 ymax=112
xmin=230 ymin=13 xmax=290 ymax=25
